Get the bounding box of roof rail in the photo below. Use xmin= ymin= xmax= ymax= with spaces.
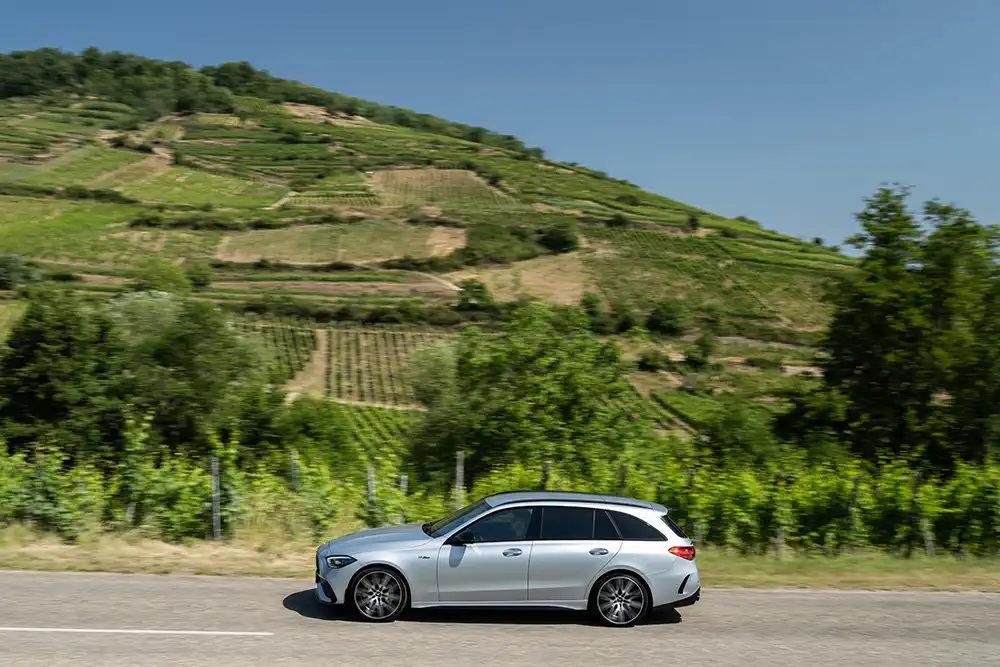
xmin=484 ymin=489 xmax=668 ymax=513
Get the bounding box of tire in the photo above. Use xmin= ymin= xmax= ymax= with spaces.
xmin=589 ymin=572 xmax=650 ymax=627
xmin=348 ymin=566 xmax=409 ymax=623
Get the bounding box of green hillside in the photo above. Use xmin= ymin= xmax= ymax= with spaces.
xmin=0 ymin=47 xmax=846 ymax=433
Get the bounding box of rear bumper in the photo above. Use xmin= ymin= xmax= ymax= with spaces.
xmin=665 ymin=587 xmax=700 ymax=609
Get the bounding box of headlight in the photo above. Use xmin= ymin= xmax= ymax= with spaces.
xmin=325 ymin=555 xmax=356 ymax=569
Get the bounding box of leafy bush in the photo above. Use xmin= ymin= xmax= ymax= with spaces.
xmin=646 ymin=299 xmax=687 ymax=337
xmin=637 ymin=348 xmax=674 ymax=372
xmin=0 ymin=254 xmax=40 ymax=290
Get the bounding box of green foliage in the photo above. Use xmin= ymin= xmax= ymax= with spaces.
xmin=0 ymin=253 xmax=39 ymax=289
xmin=780 ymin=186 xmax=1000 ymax=470
xmin=538 ymin=218 xmax=580 ymax=253
xmin=131 ymin=258 xmax=192 ymax=294
xmin=408 ymin=302 xmax=647 ymax=486
xmin=185 ymin=263 xmax=214 ymax=289
xmin=637 ymin=348 xmax=674 ymax=372
xmin=646 ymin=298 xmax=687 ymax=337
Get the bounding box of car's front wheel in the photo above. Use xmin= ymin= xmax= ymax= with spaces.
xmin=349 ymin=567 xmax=408 ymax=623
xmin=590 ymin=572 xmax=649 ymax=627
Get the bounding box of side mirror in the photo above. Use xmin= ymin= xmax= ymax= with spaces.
xmin=448 ymin=528 xmax=474 ymax=546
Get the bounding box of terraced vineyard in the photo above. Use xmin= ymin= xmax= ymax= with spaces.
xmin=582 ymin=225 xmax=842 ymax=328
xmin=233 ymin=314 xmax=319 ymax=382
xmin=342 ymin=404 xmax=417 ymax=455
xmin=370 ymin=169 xmax=516 ymax=208
xmin=122 ymin=167 xmax=287 ymax=207
xmin=326 ymin=326 xmax=455 ymax=406
xmin=0 ymin=48 xmax=858 ymax=443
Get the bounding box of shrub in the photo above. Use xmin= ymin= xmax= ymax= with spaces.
xmin=0 ymin=254 xmax=40 ymax=290
xmin=637 ymin=348 xmax=674 ymax=372
xmin=745 ymin=356 xmax=783 ymax=371
xmin=646 ymin=299 xmax=687 ymax=337
xmin=186 ymin=263 xmax=214 ymax=289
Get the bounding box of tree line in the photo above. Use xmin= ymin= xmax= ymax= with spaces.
xmin=0 ymin=47 xmax=544 ymax=157
xmin=1 ymin=185 xmax=999 ymax=551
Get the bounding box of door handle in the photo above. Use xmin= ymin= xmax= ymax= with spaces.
xmin=502 ymin=548 xmax=523 ymax=557
xmin=589 ymin=548 xmax=609 ymax=556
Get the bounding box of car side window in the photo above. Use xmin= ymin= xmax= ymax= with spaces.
xmin=608 ymin=510 xmax=666 ymax=541
xmin=467 ymin=507 xmax=534 ymax=543
xmin=594 ymin=509 xmax=620 ymax=540
xmin=539 ymin=506 xmax=595 ymax=540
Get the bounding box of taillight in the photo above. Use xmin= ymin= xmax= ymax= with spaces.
xmin=669 ymin=545 xmax=696 ymax=561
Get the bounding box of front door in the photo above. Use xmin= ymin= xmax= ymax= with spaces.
xmin=528 ymin=506 xmax=622 ymax=602
xmin=436 ymin=506 xmax=535 ymax=602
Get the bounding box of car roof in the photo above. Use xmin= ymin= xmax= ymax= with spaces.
xmin=483 ymin=490 xmax=668 ymax=514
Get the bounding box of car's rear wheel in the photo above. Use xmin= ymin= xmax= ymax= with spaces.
xmin=349 ymin=567 xmax=408 ymax=623
xmin=591 ymin=572 xmax=649 ymax=627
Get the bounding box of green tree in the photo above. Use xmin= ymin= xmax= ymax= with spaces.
xmin=185 ymin=263 xmax=214 ymax=289
xmin=408 ymin=302 xmax=648 ymax=486
xmin=0 ymin=287 xmax=127 ymax=463
xmin=455 ymin=278 xmax=495 ymax=312
xmin=0 ymin=254 xmax=39 ymax=289
xmin=646 ymin=299 xmax=687 ymax=337
xmin=131 ymin=257 xmax=192 ymax=294
xmin=538 ymin=218 xmax=580 ymax=254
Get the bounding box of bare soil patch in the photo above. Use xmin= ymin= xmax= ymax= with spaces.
xmin=285 ymin=328 xmax=327 ymax=397
xmin=91 ymin=154 xmax=170 ymax=187
xmin=444 ymin=252 xmax=597 ymax=305
xmin=214 ymin=279 xmax=452 ymax=297
xmin=426 ymin=226 xmax=466 ymax=256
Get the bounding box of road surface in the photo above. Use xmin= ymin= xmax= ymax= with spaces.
xmin=1 ymin=570 xmax=998 ymax=666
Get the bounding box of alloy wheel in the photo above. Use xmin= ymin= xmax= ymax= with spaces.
xmin=353 ymin=570 xmax=405 ymax=621
xmin=596 ymin=575 xmax=646 ymax=626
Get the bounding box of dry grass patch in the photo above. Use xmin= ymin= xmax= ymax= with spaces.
xmin=213 ymin=278 xmax=451 ymax=297
xmin=426 ymin=226 xmax=466 ymax=256
xmin=216 ymin=222 xmax=432 ymax=265
xmin=445 ymin=252 xmax=596 ymax=305
xmin=2 ymin=531 xmax=998 ymax=592
xmin=91 ymin=154 xmax=170 ymax=187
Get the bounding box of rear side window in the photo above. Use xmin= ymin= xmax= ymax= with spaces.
xmin=661 ymin=514 xmax=689 ymax=539
xmin=608 ymin=510 xmax=667 ymax=541
xmin=539 ymin=506 xmax=595 ymax=540
xmin=594 ymin=509 xmax=620 ymax=540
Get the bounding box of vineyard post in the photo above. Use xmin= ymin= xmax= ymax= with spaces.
xmin=324 ymin=328 xmax=332 ymax=398
xmin=290 ymin=449 xmax=299 ymax=492
xmin=399 ymin=474 xmax=408 ymax=524
xmin=913 ymin=471 xmax=935 ymax=557
xmin=687 ymin=468 xmax=703 ymax=549
xmin=847 ymin=474 xmax=862 ymax=554
xmin=211 ymin=455 xmax=222 ymax=541
xmin=366 ymin=465 xmax=377 ymax=526
xmin=455 ymin=450 xmax=465 ymax=510
xmin=774 ymin=471 xmax=784 ymax=561
xmin=618 ymin=464 xmax=628 ymax=496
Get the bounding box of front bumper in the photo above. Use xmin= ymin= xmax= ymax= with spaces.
xmin=314 ymin=548 xmax=357 ymax=605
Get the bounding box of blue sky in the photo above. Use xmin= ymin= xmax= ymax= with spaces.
xmin=3 ymin=0 xmax=998 ymax=245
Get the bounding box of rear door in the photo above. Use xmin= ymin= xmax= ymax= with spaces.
xmin=527 ymin=506 xmax=622 ymax=602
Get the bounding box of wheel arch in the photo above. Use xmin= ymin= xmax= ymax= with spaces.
xmin=347 ymin=561 xmax=414 ymax=608
xmin=586 ymin=566 xmax=653 ymax=608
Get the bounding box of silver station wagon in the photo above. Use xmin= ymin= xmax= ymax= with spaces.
xmin=315 ymin=490 xmax=701 ymax=627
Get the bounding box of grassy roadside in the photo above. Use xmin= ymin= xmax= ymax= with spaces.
xmin=2 ymin=528 xmax=998 ymax=591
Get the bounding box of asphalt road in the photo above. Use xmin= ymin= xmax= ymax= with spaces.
xmin=2 ymin=570 xmax=998 ymax=667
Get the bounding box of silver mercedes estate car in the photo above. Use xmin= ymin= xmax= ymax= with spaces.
xmin=314 ymin=490 xmax=700 ymax=627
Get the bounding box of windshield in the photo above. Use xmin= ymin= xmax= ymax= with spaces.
xmin=425 ymin=499 xmax=491 ymax=538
